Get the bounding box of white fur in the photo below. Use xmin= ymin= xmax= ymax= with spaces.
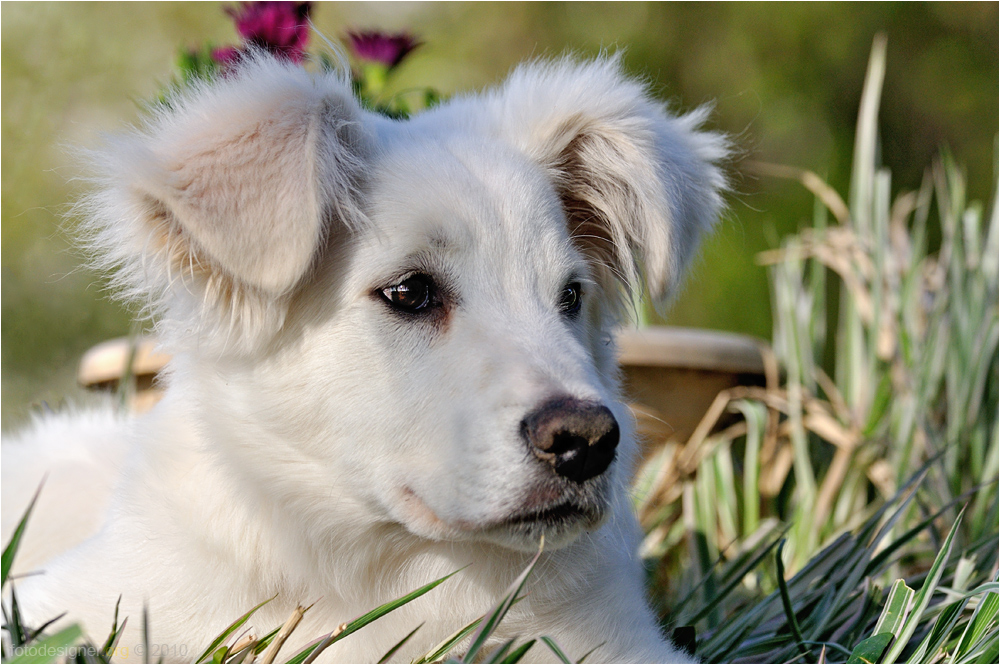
xmin=2 ymin=54 xmax=725 ymax=663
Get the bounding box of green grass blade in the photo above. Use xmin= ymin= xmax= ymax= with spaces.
xmin=413 ymin=614 xmax=483 ymax=663
xmin=872 ymin=579 xmax=915 ymax=636
xmin=195 ymin=594 xmax=276 ymax=663
xmin=102 ymin=616 xmax=127 ymax=661
xmin=462 ymin=541 xmax=544 ymax=663
xmin=957 ymin=634 xmax=998 ymax=665
xmin=500 ymin=639 xmax=536 ymax=664
xmin=8 ymin=625 xmax=83 ymax=664
xmin=2 ymin=482 xmax=43 ymax=586
xmin=286 ymin=634 xmax=329 ymax=665
xmin=811 ymin=474 xmax=927 ymax=639
xmin=335 ymin=568 xmax=459 ymax=643
xmin=866 ymin=497 xmax=963 ymax=577
xmin=863 ymin=373 xmax=893 ymax=436
xmin=952 ymin=588 xmax=999 ymax=662
xmin=733 ymin=399 xmax=766 ymax=536
xmin=670 ymin=547 xmax=730 ymax=619
xmin=538 ymin=636 xmax=572 ymax=664
xmin=575 ymin=641 xmax=606 ymax=664
xmin=24 ymin=612 xmax=68 ymax=645
xmin=142 ymin=603 xmax=150 ymax=665
xmin=936 ymin=583 xmax=1000 ymax=600
xmin=883 ymin=506 xmax=966 ymax=663
xmin=956 ymin=630 xmax=999 ymax=665
xmin=6 ymin=583 xmax=26 ymax=648
xmin=685 ymin=533 xmax=784 ymax=626
xmin=699 ymin=481 xmax=913 ymax=662
xmin=702 ymin=467 xmax=925 ymax=662
xmin=846 ymin=633 xmax=892 ymax=664
xmin=100 ymin=596 xmax=124 ymax=659
xmin=775 ymin=539 xmax=814 ymax=663
xmin=906 ymin=597 xmax=967 ymax=664
xmin=302 ymin=568 xmax=462 ymax=663
xmin=377 ymin=622 xmax=423 ymax=664
xmin=485 ymin=637 xmax=518 ymax=663
xmin=849 ymin=33 xmax=887 ymax=229
xmin=251 ymin=625 xmax=282 ymax=656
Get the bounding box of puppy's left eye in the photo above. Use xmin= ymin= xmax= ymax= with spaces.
xmin=381 ymin=274 xmax=435 ymax=314
xmin=559 ymin=282 xmax=583 ymax=317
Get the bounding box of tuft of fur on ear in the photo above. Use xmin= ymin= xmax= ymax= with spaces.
xmin=76 ymin=53 xmax=373 ymax=354
xmin=489 ymin=56 xmax=728 ymax=310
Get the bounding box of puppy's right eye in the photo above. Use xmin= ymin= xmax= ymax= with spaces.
xmin=559 ymin=282 xmax=583 ymax=317
xmin=381 ymin=274 xmax=435 ymax=314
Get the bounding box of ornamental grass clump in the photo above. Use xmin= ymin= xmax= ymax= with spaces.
xmin=636 ymin=35 xmax=998 ymax=664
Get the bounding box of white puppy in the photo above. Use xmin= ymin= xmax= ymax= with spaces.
xmin=2 ymin=54 xmax=726 ymax=663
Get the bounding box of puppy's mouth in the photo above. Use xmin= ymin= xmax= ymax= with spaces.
xmin=397 ymin=480 xmax=609 ymax=548
xmin=499 ymin=500 xmax=599 ymax=527
xmin=480 ymin=492 xmax=608 ymax=551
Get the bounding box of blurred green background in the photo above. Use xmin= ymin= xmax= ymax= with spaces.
xmin=2 ymin=2 xmax=997 ymax=429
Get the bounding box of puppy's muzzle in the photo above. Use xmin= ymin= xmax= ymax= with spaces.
xmin=520 ymin=398 xmax=619 ymax=484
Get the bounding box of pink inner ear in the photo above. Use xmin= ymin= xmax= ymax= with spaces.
xmin=547 ymin=122 xmax=656 ymax=306
xmin=151 ymin=107 xmax=322 ymax=297
xmin=492 ymin=58 xmax=727 ymax=309
xmin=552 ymin=132 xmax=623 ymax=290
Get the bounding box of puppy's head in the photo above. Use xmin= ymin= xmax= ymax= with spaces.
xmin=83 ymin=55 xmax=726 ymax=551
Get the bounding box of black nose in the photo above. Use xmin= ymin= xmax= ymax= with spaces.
xmin=520 ymin=397 xmax=619 ymax=483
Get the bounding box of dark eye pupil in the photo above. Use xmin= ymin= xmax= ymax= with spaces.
xmin=560 ymin=282 xmax=582 ymax=316
xmin=384 ymin=275 xmax=431 ymax=312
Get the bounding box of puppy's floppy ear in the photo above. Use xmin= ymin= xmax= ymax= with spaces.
xmin=491 ymin=56 xmax=727 ymax=307
xmin=80 ymin=54 xmax=373 ymax=351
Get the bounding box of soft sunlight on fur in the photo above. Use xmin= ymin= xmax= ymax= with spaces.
xmin=2 ymin=53 xmax=725 ymax=663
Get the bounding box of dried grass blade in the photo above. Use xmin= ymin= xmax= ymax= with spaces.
xmin=259 ymin=604 xmax=305 ymax=664
xmin=747 ymin=162 xmax=850 ymax=225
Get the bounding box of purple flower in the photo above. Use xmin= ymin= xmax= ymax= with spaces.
xmin=346 ymin=30 xmax=421 ymax=69
xmin=210 ymin=45 xmax=242 ymax=67
xmin=216 ymin=2 xmax=312 ymax=65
